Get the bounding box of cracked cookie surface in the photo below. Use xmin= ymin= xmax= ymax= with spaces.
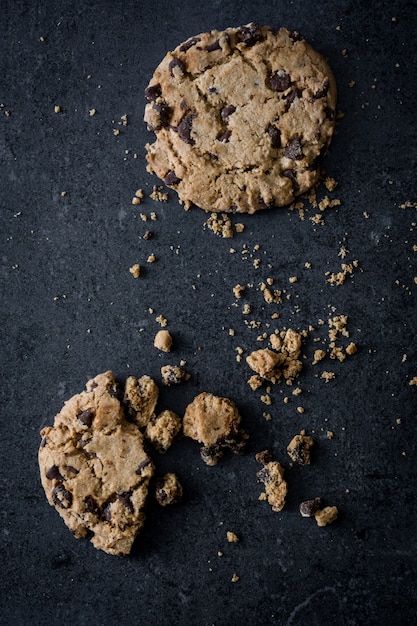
xmin=144 ymin=23 xmax=336 ymax=214
xmin=39 ymin=371 xmax=154 ymax=556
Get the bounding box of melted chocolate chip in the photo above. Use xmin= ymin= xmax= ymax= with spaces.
xmin=46 ymin=465 xmax=64 ymax=481
xmin=269 ymin=71 xmax=291 ymax=92
xmin=77 ymin=409 xmax=94 ymax=427
xmin=52 ymin=485 xmax=73 ymax=509
xmin=218 ymin=129 xmax=232 ymax=143
xmin=118 ymin=493 xmax=134 ymax=514
xmin=284 ymin=137 xmax=303 ymax=160
xmin=151 ymin=102 xmax=171 ymax=130
xmin=221 ymin=104 xmax=236 ymax=119
xmin=110 ymin=384 xmax=123 ymax=401
xmin=237 ymin=23 xmax=263 ymax=47
xmin=178 ymin=114 xmax=195 ymax=145
xmin=267 ymin=124 xmax=281 ymax=149
xmin=164 ymin=170 xmax=182 ymax=186
xmin=313 ymin=79 xmax=329 ymax=100
xmin=145 ymin=84 xmax=162 ymax=101
xmin=206 ymin=39 xmax=221 ymax=52
xmin=282 ymin=169 xmax=299 ymax=193
xmin=85 ymin=496 xmax=100 ymax=515
xmin=169 ymin=57 xmax=186 ymax=77
xmin=136 ymin=458 xmax=152 ymax=474
xmin=179 ymin=37 xmax=201 ymax=52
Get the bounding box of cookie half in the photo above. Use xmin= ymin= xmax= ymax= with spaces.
xmin=39 ymin=371 xmax=154 ymax=556
xmin=144 ymin=23 xmax=337 ymax=214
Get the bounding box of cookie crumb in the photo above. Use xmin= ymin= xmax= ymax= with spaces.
xmin=161 ymin=365 xmax=190 ymax=386
xmin=150 ymin=186 xmax=168 ymax=202
xmin=155 ymin=314 xmax=168 ymax=327
xmin=129 ymin=263 xmax=141 ymax=278
xmin=227 ymin=531 xmax=239 ymax=543
xmin=205 ymin=212 xmax=234 ymax=238
xmin=235 ymin=223 xmax=245 ymax=233
xmin=409 ymin=376 xmax=417 ymax=386
xmin=321 ymin=371 xmax=335 ymax=382
xmin=256 ymin=452 xmax=287 ymax=512
xmin=287 ymin=430 xmax=314 ymax=464
xmin=147 ymin=254 xmax=156 ymax=263
xmin=153 ymin=329 xmax=173 ymax=352
xmin=231 ymin=573 xmax=240 ymax=583
xmin=155 ymin=473 xmax=183 ymax=506
xmin=54 ymin=105 xmax=61 ymax=113
xmin=315 ymin=506 xmax=338 ymax=527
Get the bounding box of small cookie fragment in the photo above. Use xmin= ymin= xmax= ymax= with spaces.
xmin=183 ymin=392 xmax=246 ymax=465
xmin=154 ymin=329 xmax=173 ymax=352
xmin=226 ymin=531 xmax=239 ymax=543
xmin=124 ymin=375 xmax=159 ymax=429
xmin=145 ymin=410 xmax=181 ymax=453
xmin=155 ymin=473 xmax=183 ymax=506
xmin=256 ymin=450 xmax=287 ymax=512
xmin=161 ymin=365 xmax=190 ymax=386
xmin=315 ymin=505 xmax=338 ymax=527
xmin=299 ymin=497 xmax=322 ymax=517
xmin=287 ymin=430 xmax=314 ymax=465
xmin=39 ymin=371 xmax=155 ymax=556
xmin=246 ymin=328 xmax=304 ymax=384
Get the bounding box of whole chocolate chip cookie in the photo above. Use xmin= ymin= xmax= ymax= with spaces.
xmin=39 ymin=371 xmax=155 ymax=556
xmin=144 ymin=23 xmax=337 ymax=214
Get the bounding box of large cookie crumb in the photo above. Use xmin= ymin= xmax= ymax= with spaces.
xmin=183 ymin=392 xmax=247 ymax=465
xmin=256 ymin=450 xmax=288 ymax=512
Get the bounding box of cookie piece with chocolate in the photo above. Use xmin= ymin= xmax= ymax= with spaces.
xmin=183 ymin=392 xmax=246 ymax=465
xmin=144 ymin=23 xmax=336 ymax=213
xmin=39 ymin=371 xmax=154 ymax=556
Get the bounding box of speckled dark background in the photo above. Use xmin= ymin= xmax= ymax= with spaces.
xmin=1 ymin=0 xmax=417 ymax=624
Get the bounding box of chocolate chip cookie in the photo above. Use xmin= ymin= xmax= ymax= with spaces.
xmin=39 ymin=371 xmax=155 ymax=556
xmin=144 ymin=23 xmax=337 ymax=213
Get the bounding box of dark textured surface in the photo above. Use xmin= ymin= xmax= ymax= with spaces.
xmin=1 ymin=1 xmax=417 ymax=624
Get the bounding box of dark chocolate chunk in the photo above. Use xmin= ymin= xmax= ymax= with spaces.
xmin=218 ymin=129 xmax=232 ymax=143
xmin=324 ymin=106 xmax=335 ymax=120
xmin=221 ymin=104 xmax=236 ymax=119
xmin=267 ymin=124 xmax=281 ymax=149
xmin=282 ymin=168 xmax=299 ymax=193
xmin=237 ymin=23 xmax=263 ymax=47
xmin=151 ymin=102 xmax=171 ymax=129
xmin=269 ymin=71 xmax=291 ymax=92
xmin=143 ymin=230 xmax=152 ymax=240
xmin=289 ymin=31 xmax=304 ymax=42
xmin=145 ymin=84 xmax=162 ymax=101
xmin=52 ymin=485 xmax=73 ymax=509
xmin=164 ymin=170 xmax=182 ymax=186
xmin=169 ymin=57 xmax=186 ymax=77
xmin=206 ymin=39 xmax=221 ymax=52
xmin=284 ymin=137 xmax=303 ymax=160
xmin=109 ymin=384 xmax=123 ymax=402
xmin=283 ymin=87 xmax=301 ymax=109
xmin=46 ymin=465 xmax=64 ymax=481
xmin=179 ymin=37 xmax=201 ymax=52
xmin=136 ymin=458 xmax=153 ymax=474
xmin=77 ymin=409 xmax=94 ymax=427
xmin=117 ymin=493 xmax=134 ymax=514
xmin=313 ymin=79 xmax=329 ymax=100
xmin=102 ymin=503 xmax=112 ymax=522
xmin=85 ymin=495 xmax=100 ymax=515
xmin=299 ymin=497 xmax=322 ymax=517
xmin=178 ymin=114 xmax=195 ymax=145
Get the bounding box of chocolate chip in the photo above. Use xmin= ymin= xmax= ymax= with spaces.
xmin=143 ymin=230 xmax=152 ymax=240
xmin=258 ymin=197 xmax=275 ymax=210
xmin=46 ymin=465 xmax=64 ymax=481
xmin=164 ymin=170 xmax=182 ymax=186
xmin=289 ymin=31 xmax=304 ymax=42
xmin=282 ymin=168 xmax=299 ymax=193
xmin=208 ymin=152 xmax=218 ymax=161
xmin=206 ymin=39 xmax=221 ymax=52
xmin=267 ymin=124 xmax=281 ymax=149
xmin=85 ymin=496 xmax=99 ymax=515
xmin=229 ymin=204 xmax=239 ymax=213
xmin=118 ymin=493 xmax=134 ymax=514
xmin=180 ymin=99 xmax=189 ymax=110
xmin=299 ymin=497 xmax=322 ymax=517
xmin=283 ymin=87 xmax=301 ymax=109
xmin=257 ymin=467 xmax=270 ymax=483
xmin=218 ymin=129 xmax=232 ymax=143
xmin=89 ymin=380 xmax=98 ymax=389
xmin=208 ymin=86 xmax=218 ymax=94
xmin=221 ymin=104 xmax=236 ymax=119
xmin=102 ymin=503 xmax=112 ymax=521
xmin=269 ymin=71 xmax=291 ymax=92
xmin=313 ymin=79 xmax=329 ymax=100
xmin=237 ymin=23 xmax=263 ymax=47
xmin=178 ymin=114 xmax=195 ymax=145
xmin=324 ymin=106 xmax=335 ymax=120
xmin=136 ymin=458 xmax=152 ymax=474
xmin=77 ymin=409 xmax=94 ymax=427
xmin=151 ymin=102 xmax=171 ymax=129
xmin=40 ymin=437 xmax=47 ymax=448
xmin=284 ymin=137 xmax=303 ymax=160
xmin=52 ymin=485 xmax=72 ymax=509
xmin=110 ymin=384 xmax=123 ymax=401
xmin=145 ymin=84 xmax=162 ymax=101
xmin=179 ymin=37 xmax=201 ymax=52
xmin=169 ymin=57 xmax=186 ymax=77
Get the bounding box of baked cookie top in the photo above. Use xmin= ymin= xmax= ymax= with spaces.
xmin=144 ymin=23 xmax=337 ymax=214
xmin=39 ymin=371 xmax=154 ymax=556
